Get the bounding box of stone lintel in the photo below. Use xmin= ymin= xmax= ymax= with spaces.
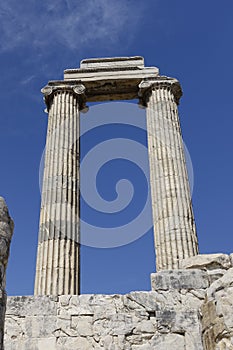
xmin=64 ymin=66 xmax=159 ymax=82
xmin=42 ymin=74 xmax=181 ymax=105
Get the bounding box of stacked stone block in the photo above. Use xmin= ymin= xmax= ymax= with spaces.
xmin=5 ymin=254 xmax=233 ymax=349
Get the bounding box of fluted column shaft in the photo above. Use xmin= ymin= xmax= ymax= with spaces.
xmin=34 ymin=85 xmax=84 ymax=295
xmin=145 ymin=80 xmax=199 ymax=270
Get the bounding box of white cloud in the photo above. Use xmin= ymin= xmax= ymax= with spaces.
xmin=0 ymin=0 xmax=144 ymax=52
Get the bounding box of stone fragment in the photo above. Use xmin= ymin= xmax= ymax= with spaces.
xmin=207 ymin=268 xmax=233 ymax=298
xmin=230 ymin=254 xmax=233 ymax=267
xmin=132 ymin=344 xmax=153 ymax=350
xmin=150 ymin=333 xmax=185 ymax=349
xmin=134 ymin=319 xmax=156 ymax=334
xmin=185 ymin=331 xmax=204 ymax=350
xmin=126 ymin=292 xmax=159 ymax=311
xmin=59 ymin=295 xmax=71 ymax=307
xmin=207 ymin=269 xmax=225 ymax=284
xmin=179 ymin=253 xmax=231 ymax=270
xmin=24 ymin=315 xmax=57 ymax=337
xmin=216 ymin=338 xmax=233 ymax=350
xmin=0 ymin=197 xmax=13 ymax=350
xmin=202 ymin=267 xmax=233 ymax=350
xmin=181 ymin=289 xmax=205 ymax=309
xmin=37 ymin=337 xmax=56 ymax=350
xmin=57 ymin=336 xmax=92 ymax=350
xmin=71 ymin=315 xmax=93 ymax=336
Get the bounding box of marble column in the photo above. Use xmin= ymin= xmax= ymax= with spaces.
xmin=139 ymin=78 xmax=199 ymax=270
xmin=34 ymin=84 xmax=85 ymax=295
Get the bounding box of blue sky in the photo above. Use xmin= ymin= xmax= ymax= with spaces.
xmin=0 ymin=0 xmax=232 ymax=295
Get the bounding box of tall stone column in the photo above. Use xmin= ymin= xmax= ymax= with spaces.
xmin=139 ymin=78 xmax=199 ymax=270
xmin=34 ymin=84 xmax=85 ymax=295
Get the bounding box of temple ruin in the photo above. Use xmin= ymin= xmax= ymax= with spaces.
xmin=2 ymin=57 xmax=233 ymax=350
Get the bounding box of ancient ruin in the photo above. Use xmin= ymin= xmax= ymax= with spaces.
xmin=2 ymin=57 xmax=233 ymax=349
xmin=34 ymin=56 xmax=198 ymax=296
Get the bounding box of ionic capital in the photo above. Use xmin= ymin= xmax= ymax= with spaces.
xmin=138 ymin=77 xmax=182 ymax=106
xmin=41 ymin=83 xmax=87 ymax=111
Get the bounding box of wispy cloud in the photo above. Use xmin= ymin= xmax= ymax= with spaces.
xmin=0 ymin=0 xmax=144 ymax=52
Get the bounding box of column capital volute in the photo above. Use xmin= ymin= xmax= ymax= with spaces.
xmin=41 ymin=83 xmax=87 ymax=111
xmin=138 ymin=77 xmax=183 ymax=107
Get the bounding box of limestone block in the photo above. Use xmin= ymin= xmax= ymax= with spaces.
xmin=23 ymin=315 xmax=57 ymax=338
xmin=151 ymin=270 xmax=209 ymax=291
xmin=4 ymin=315 xmax=24 ymax=340
xmin=185 ymin=331 xmax=204 ymax=350
xmin=179 ymin=254 xmax=231 ymax=270
xmin=132 ymin=344 xmax=153 ymax=350
xmin=59 ymin=295 xmax=71 ymax=307
xmin=126 ymin=292 xmax=159 ymax=311
xmin=171 ymin=310 xmax=200 ymax=333
xmin=202 ymin=268 xmax=233 ymax=350
xmin=207 ymin=269 xmax=226 ymax=284
xmin=37 ymin=337 xmax=56 ymax=350
xmin=68 ymin=295 xmax=94 ymax=315
xmin=5 ymin=338 xmax=40 ymax=350
xmin=150 ymin=333 xmax=185 ymax=349
xmin=181 ymin=289 xmax=206 ymax=309
xmin=100 ymin=334 xmax=126 ymax=350
xmin=214 ymin=287 xmax=233 ymax=330
xmin=134 ymin=319 xmax=156 ymax=334
xmin=6 ymin=296 xmax=58 ymax=317
xmin=215 ymin=338 xmax=233 ymax=350
xmin=57 ymin=336 xmax=92 ymax=350
xmin=102 ymin=313 xmax=135 ymax=336
xmin=230 ymin=254 xmax=233 ymax=267
xmin=201 ymin=299 xmax=225 ymax=332
xmin=71 ymin=315 xmax=93 ymax=336
xmin=207 ymin=268 xmax=233 ymax=298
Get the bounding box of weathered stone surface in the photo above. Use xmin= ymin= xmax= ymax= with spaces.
xmin=4 ymin=287 xmax=204 ymax=349
xmin=207 ymin=269 xmax=226 ymax=284
xmin=201 ymin=263 xmax=233 ymax=350
xmin=150 ymin=333 xmax=185 ymax=349
xmin=146 ymin=83 xmax=199 ymax=270
xmin=6 ymin=295 xmax=58 ymax=316
xmin=34 ymin=87 xmax=81 ymax=296
xmin=230 ymin=254 xmax=233 ymax=267
xmin=207 ymin=268 xmax=233 ymax=298
xmin=151 ymin=270 xmax=209 ymax=291
xmin=40 ymin=57 xmax=198 ymax=285
xmin=0 ymin=197 xmax=13 ymax=350
xmin=180 ymin=254 xmax=231 ymax=270
xmin=80 ymin=56 xmax=145 ymax=69
xmin=5 ymin=254 xmax=233 ymax=349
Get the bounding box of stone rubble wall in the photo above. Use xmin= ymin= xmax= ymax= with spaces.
xmin=4 ymin=254 xmax=233 ymax=350
xmin=0 ymin=198 xmax=14 ymax=350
